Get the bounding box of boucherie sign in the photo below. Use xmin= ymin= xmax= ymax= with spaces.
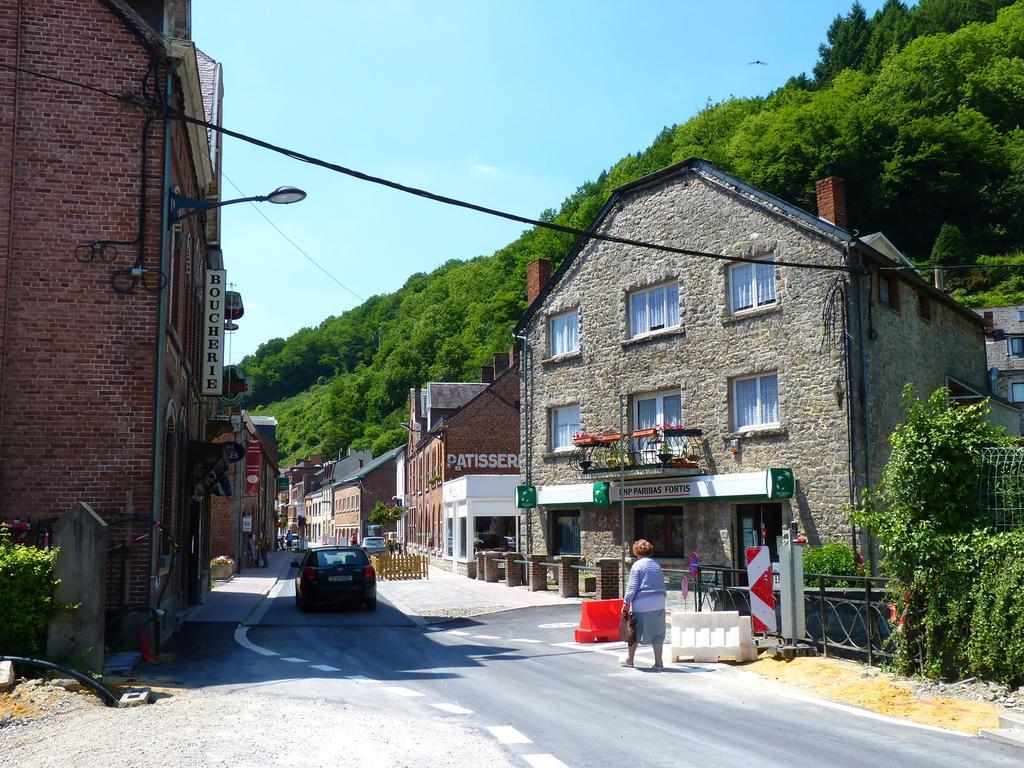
xmin=447 ymin=453 xmax=519 ymax=471
xmin=203 ymin=270 xmax=226 ymax=395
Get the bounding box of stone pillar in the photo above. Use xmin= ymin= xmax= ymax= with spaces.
xmin=556 ymin=555 xmax=582 ymax=598
xmin=505 ymin=552 xmax=524 ymax=587
xmin=483 ymin=552 xmax=501 ymax=583
xmin=595 ymin=558 xmax=621 ymax=600
xmin=475 ymin=551 xmax=486 ymax=580
xmin=47 ymin=503 xmax=108 ymax=674
xmin=527 ymin=554 xmax=548 ymax=592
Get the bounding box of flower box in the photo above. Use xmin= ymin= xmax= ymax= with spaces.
xmin=211 ymin=562 xmax=233 ymax=581
xmin=572 ymin=433 xmax=599 ymax=447
xmin=631 ymin=428 xmax=659 ymax=439
xmin=598 ymin=433 xmax=622 ymax=445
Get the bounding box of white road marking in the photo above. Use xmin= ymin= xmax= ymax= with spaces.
xmin=310 ymin=664 xmax=341 ymax=672
xmin=280 ymin=657 xmax=308 ymax=663
xmin=473 ymin=634 xmax=501 ymax=640
xmin=509 ymin=638 xmax=543 ymax=644
xmin=523 ymin=755 xmax=570 ymax=768
xmin=447 ymin=630 xmax=471 ymax=636
xmin=538 ymin=622 xmax=577 ymax=629
xmin=382 ymin=686 xmax=424 ymax=698
xmin=430 ymin=703 xmax=474 ymax=715
xmin=345 ymin=675 xmax=378 ymax=683
xmin=486 ymin=725 xmax=532 ymax=744
xmin=424 ymin=626 xmax=443 ymax=632
xmin=232 ymin=626 xmax=279 ymax=657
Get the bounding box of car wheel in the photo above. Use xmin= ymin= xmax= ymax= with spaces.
xmin=296 ymin=591 xmax=309 ymax=612
xmin=364 ymin=597 xmax=376 ymax=611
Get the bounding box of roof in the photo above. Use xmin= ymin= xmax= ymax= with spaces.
xmin=976 ymin=305 xmax=1024 ymax=331
xmin=195 ymin=48 xmax=221 ymax=152
xmin=427 ymin=364 xmax=518 ymax=438
xmin=515 ymin=158 xmax=983 ymax=331
xmin=426 ymin=382 xmax=488 ymax=410
xmin=334 ymin=446 xmax=402 ymax=485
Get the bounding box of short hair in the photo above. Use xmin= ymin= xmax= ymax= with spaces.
xmin=632 ymin=539 xmax=654 ymax=557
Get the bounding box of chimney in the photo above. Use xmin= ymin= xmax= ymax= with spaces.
xmin=983 ymin=310 xmax=995 ymax=337
xmin=815 ymin=176 xmax=848 ymax=230
xmin=508 ymin=345 xmax=517 ymax=369
xmin=526 ymin=259 xmax=551 ymax=305
xmin=492 ymin=353 xmax=507 ymax=376
xmin=480 ymin=365 xmax=494 ymax=384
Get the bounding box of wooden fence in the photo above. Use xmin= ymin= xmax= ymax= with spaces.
xmin=371 ymin=553 xmax=429 ymax=580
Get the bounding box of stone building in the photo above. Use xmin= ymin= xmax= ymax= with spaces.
xmin=515 ymin=159 xmax=993 ymax=571
xmin=0 ymin=1 xmax=232 ymax=644
xmin=977 ymin=305 xmax=1024 ymax=431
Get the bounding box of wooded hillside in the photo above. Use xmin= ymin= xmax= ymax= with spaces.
xmin=247 ymin=1 xmax=1024 ymax=464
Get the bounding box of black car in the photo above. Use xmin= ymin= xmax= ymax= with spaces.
xmin=293 ymin=546 xmax=376 ymax=611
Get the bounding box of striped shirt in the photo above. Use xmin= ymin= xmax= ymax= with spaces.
xmin=624 ymin=556 xmax=666 ymax=613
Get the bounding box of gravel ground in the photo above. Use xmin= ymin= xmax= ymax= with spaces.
xmin=0 ymin=688 xmax=518 ymax=768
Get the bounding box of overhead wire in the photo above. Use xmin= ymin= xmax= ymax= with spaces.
xmin=220 ymin=170 xmax=364 ymax=301
xmin=0 ymin=59 xmax=858 ymax=274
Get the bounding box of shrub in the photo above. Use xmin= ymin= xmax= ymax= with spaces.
xmin=802 ymin=541 xmax=863 ymax=586
xmin=0 ymin=524 xmax=61 ymax=656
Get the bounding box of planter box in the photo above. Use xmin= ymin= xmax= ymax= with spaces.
xmin=211 ymin=563 xmax=233 ymax=581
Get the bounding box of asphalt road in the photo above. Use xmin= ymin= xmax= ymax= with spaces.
xmin=155 ymin=574 xmax=1022 ymax=768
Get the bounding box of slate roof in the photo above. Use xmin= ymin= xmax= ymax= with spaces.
xmin=195 ymin=48 xmax=220 ymax=150
xmin=335 ymin=446 xmax=402 ymax=485
xmin=426 ymin=382 xmax=488 ymax=410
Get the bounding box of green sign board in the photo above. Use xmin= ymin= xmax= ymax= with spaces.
xmin=767 ymin=467 xmax=795 ymax=499
xmin=516 ymin=484 xmax=537 ymax=508
xmin=592 ymin=481 xmax=611 ymax=507
xmin=276 ymin=476 xmax=289 ymax=491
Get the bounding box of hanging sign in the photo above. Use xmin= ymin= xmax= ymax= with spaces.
xmin=203 ymin=270 xmax=226 ymax=395
xmin=244 ymin=441 xmax=261 ymax=496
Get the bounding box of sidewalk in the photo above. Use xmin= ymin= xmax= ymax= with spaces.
xmin=377 ymin=565 xmax=581 ymax=621
xmin=183 ymin=550 xmax=294 ymax=623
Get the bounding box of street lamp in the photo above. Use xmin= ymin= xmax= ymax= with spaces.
xmin=168 ymin=185 xmax=307 ymax=227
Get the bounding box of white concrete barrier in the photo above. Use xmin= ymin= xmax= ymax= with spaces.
xmin=669 ymin=610 xmax=759 ymax=663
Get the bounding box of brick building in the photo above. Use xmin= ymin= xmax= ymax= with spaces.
xmin=0 ymin=1 xmax=238 ymax=644
xmin=515 ymin=159 xmax=1001 ymax=573
xmin=331 ymin=447 xmax=401 ymax=544
xmin=282 ymin=455 xmax=323 ymax=546
xmin=405 ymin=359 xmax=521 ymax=573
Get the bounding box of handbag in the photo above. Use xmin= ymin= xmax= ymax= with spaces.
xmin=619 ymin=610 xmax=637 ymax=644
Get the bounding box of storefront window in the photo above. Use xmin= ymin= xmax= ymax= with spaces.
xmin=460 ymin=515 xmax=469 ymax=559
xmin=445 ymin=516 xmax=453 ymax=557
xmin=634 ymin=507 xmax=685 ymax=556
xmin=552 ymin=510 xmax=581 ymax=555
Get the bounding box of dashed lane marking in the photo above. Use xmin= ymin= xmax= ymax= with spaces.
xmin=310 ymin=664 xmax=341 ymax=672
xmin=424 ymin=626 xmax=443 ymax=631
xmin=232 ymin=626 xmax=279 ymax=657
xmin=509 ymin=638 xmax=543 ymax=644
xmin=447 ymin=630 xmax=471 ymax=636
xmin=280 ymin=657 xmax=309 ymax=663
xmin=345 ymin=675 xmax=378 ymax=683
xmin=382 ymin=686 xmax=424 ymax=698
xmin=472 ymin=634 xmax=501 ymax=640
xmin=486 ymin=725 xmax=532 ymax=744
xmin=430 ymin=703 xmax=474 ymax=715
xmin=537 ymin=622 xmax=577 ymax=629
xmin=523 ymin=755 xmax=570 ymax=768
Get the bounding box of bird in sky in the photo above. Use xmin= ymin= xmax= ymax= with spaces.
xmin=748 ymin=59 xmax=768 ymax=65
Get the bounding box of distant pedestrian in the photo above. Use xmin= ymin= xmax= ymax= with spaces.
xmin=246 ymin=532 xmax=257 ymax=567
xmin=349 ymin=533 xmax=358 ymax=546
xmin=620 ymin=539 xmax=667 ymax=670
xmin=259 ymin=531 xmax=271 ymax=568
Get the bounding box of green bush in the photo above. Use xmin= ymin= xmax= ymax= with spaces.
xmin=0 ymin=524 xmax=60 ymax=656
xmin=802 ymin=541 xmax=863 ymax=586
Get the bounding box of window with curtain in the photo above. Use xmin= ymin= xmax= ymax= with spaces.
xmin=733 ymin=373 xmax=780 ymax=431
xmin=548 ymin=310 xmax=579 ymax=356
xmin=550 ymin=405 xmax=580 ymax=452
xmin=729 ymin=260 xmax=776 ymax=313
xmin=633 ymin=390 xmax=682 ymax=429
xmin=1012 ymin=382 xmax=1024 ymax=403
xmin=628 ymin=282 xmax=680 ymax=338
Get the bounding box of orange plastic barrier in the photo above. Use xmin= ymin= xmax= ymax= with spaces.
xmin=574 ymin=598 xmax=624 ymax=643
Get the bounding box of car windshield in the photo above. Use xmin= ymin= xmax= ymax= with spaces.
xmin=363 ymin=538 xmax=385 ymax=545
xmin=315 ymin=549 xmax=368 ymax=567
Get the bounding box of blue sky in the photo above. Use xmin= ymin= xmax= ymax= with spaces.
xmin=192 ymin=1 xmax=883 ymax=363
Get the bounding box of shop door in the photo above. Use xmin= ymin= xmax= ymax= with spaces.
xmin=736 ymin=503 xmax=783 ymax=563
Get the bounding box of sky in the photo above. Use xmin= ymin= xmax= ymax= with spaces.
xmin=192 ymin=1 xmax=885 ymax=364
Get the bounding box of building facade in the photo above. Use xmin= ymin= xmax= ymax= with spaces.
xmin=516 ymin=159 xmax=992 ymax=571
xmin=330 ymin=447 xmax=401 ymax=544
xmin=978 ymin=305 xmax=1024 ymax=432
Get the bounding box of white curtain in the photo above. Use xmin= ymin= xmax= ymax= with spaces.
xmin=553 ymin=406 xmax=580 ymax=450
xmin=731 ymin=264 xmax=753 ymax=311
xmin=636 ymin=398 xmax=657 ymax=429
xmin=649 ymin=285 xmax=666 ymax=329
xmin=756 ymin=263 xmax=776 ymax=305
xmin=663 ymin=394 xmax=682 ymax=426
xmin=759 ymin=374 xmax=779 ymax=424
xmin=630 ymin=291 xmax=647 ymax=336
xmin=666 ymin=283 xmax=680 ymax=328
xmin=735 ymin=378 xmax=758 ymax=429
xmin=550 ymin=312 xmax=578 ymax=356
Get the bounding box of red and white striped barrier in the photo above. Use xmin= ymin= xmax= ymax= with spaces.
xmin=746 ymin=546 xmax=777 ymax=634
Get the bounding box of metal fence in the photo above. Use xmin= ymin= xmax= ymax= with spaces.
xmin=980 ymin=446 xmax=1024 ymax=530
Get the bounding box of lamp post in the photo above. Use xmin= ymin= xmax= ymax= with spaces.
xmin=168 ymin=185 xmax=307 ymax=227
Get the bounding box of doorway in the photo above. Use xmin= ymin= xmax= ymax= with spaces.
xmin=736 ymin=503 xmax=783 ymax=563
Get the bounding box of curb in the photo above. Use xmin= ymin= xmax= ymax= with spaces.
xmin=239 ymin=556 xmax=295 ymax=627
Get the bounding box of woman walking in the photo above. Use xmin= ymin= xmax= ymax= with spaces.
xmin=621 ymin=538 xmax=667 ymax=669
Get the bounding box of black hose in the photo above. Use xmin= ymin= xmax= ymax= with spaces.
xmin=0 ymin=655 xmax=119 ymax=707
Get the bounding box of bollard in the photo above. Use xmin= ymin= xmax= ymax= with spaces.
xmin=595 ymin=558 xmax=620 ymax=600
xmin=475 ymin=551 xmax=486 ymax=580
xmin=483 ymin=552 xmax=501 ymax=583
xmin=556 ymin=556 xmax=582 ymax=598
xmin=527 ymin=554 xmax=548 ymax=592
xmin=505 ymin=552 xmax=524 ymax=587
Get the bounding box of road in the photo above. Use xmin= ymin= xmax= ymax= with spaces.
xmin=148 ymin=570 xmax=1021 ymax=768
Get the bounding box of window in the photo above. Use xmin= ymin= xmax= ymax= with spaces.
xmin=729 ymin=260 xmax=776 ymax=313
xmin=634 ymin=508 xmax=686 ymax=556
xmin=633 ymin=390 xmax=682 ymax=429
xmin=879 ymin=273 xmax=899 ymax=310
xmin=1017 ymin=310 xmax=1024 ymax=322
xmin=1012 ymin=382 xmax=1024 ymax=403
xmin=732 ymin=373 xmax=779 ymax=431
xmin=1009 ymin=338 xmax=1024 ymax=357
xmin=552 ymin=510 xmax=581 ymax=555
xmin=548 ymin=310 xmax=579 ymax=357
xmin=550 ymin=405 xmax=580 ymax=452
xmin=628 ymin=282 xmax=680 ymax=338
xmin=918 ymin=292 xmax=932 ymax=322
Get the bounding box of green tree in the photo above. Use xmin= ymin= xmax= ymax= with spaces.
xmin=930 ymin=222 xmax=973 ymax=266
xmin=814 ymin=2 xmax=872 ymax=84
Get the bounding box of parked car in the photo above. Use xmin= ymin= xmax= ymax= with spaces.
xmin=292 ymin=546 xmax=376 ymax=611
xmin=361 ymin=536 xmax=386 ymax=556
